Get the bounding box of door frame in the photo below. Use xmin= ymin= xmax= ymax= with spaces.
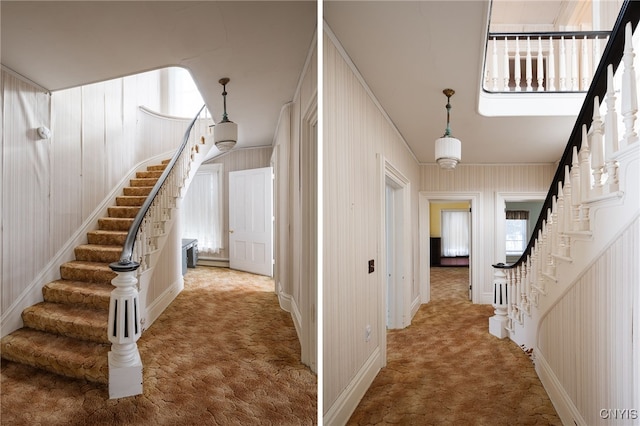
xmin=300 ymin=95 xmax=317 ymax=372
xmin=419 ymin=192 xmax=482 ymax=303
xmin=379 ymin=157 xmax=412 ymax=365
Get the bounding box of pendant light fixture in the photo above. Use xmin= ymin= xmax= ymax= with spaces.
xmin=214 ymin=78 xmax=237 ymax=152
xmin=435 ymin=88 xmax=461 ymax=170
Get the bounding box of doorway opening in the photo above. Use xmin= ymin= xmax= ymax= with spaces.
xmin=419 ymin=192 xmax=481 ymax=304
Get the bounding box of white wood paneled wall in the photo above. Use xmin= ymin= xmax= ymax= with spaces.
xmin=0 ymin=68 xmax=188 ymax=322
xmin=538 ymin=216 xmax=639 ymax=426
xmin=324 ymin=27 xmax=421 ymax=423
xmin=420 ymin=164 xmax=555 ymax=301
xmin=1 ymin=70 xmax=52 ymax=315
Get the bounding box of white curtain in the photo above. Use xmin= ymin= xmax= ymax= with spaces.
xmin=441 ymin=210 xmax=470 ymax=257
xmin=181 ymin=163 xmax=223 ymax=255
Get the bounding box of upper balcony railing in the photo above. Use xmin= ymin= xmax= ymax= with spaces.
xmin=484 ymin=31 xmax=611 ymax=93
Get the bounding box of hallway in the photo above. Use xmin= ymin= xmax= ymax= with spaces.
xmin=347 ymin=267 xmax=561 ymax=425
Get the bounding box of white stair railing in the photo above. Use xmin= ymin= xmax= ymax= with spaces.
xmin=485 ymin=31 xmax=610 ymax=93
xmin=491 ymin=22 xmax=638 ymax=338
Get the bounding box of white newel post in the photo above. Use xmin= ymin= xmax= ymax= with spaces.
xmin=489 ymin=266 xmax=509 ymax=339
xmin=108 ymin=265 xmax=143 ymax=399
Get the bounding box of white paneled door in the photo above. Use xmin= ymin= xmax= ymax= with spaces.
xmin=228 ymin=167 xmax=273 ymax=276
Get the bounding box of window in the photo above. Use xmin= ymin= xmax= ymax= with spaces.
xmin=441 ymin=210 xmax=470 ymax=257
xmin=505 ymin=210 xmax=529 ymax=256
xmin=181 ymin=164 xmax=223 ymax=255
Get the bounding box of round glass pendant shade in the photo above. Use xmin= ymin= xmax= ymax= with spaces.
xmin=435 ymin=136 xmax=461 ymax=170
xmin=214 ymin=121 xmax=237 ymax=152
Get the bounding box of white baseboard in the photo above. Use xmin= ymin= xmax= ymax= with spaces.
xmin=144 ymin=277 xmax=184 ymax=330
xmin=535 ymin=350 xmax=586 ymax=426
xmin=197 ymin=259 xmax=229 ymax=268
xmin=323 ymin=347 xmax=382 ymax=426
xmin=277 ymin=282 xmax=293 ymax=313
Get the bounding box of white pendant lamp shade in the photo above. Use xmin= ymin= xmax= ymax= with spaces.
xmin=214 ymin=77 xmax=237 ymax=152
xmin=435 ymin=88 xmax=461 ymax=170
xmin=435 ymin=136 xmax=461 ymax=170
xmin=214 ymin=121 xmax=237 ymax=152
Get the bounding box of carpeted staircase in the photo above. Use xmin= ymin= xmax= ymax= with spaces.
xmin=0 ymin=161 xmax=168 ymax=385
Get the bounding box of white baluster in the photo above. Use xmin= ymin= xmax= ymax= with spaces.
xmin=537 ymin=37 xmax=545 ymax=91
xmin=514 ymin=37 xmax=522 ymax=91
xmin=559 ymin=36 xmax=567 ymax=91
xmin=581 ymin=36 xmax=589 ymax=90
xmin=579 ymin=127 xmax=592 ymax=231
xmin=503 ymin=37 xmax=510 ymax=91
xmin=548 ymin=37 xmax=556 ymax=91
xmin=526 ymin=37 xmax=533 ymax=91
xmin=540 ymin=220 xmax=549 ymax=283
xmin=562 ymin=165 xmax=572 ymax=256
xmin=579 ymin=124 xmax=592 ymax=202
xmin=621 ymin=22 xmax=638 ymax=147
xmin=551 ymin=195 xmax=558 ymax=256
xmin=557 ymin=182 xmax=568 ymax=257
xmin=591 ymin=96 xmax=605 ymax=196
xmin=545 ymin=209 xmax=554 ymax=276
xmin=604 ymin=64 xmax=620 ymax=193
xmin=492 ymin=37 xmax=499 ymax=91
xmin=571 ymin=36 xmax=579 ymax=91
xmin=571 ymin=147 xmax=581 ymax=231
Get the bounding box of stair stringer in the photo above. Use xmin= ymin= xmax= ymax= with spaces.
xmin=0 ymin=151 xmax=176 ymax=339
xmin=132 ymin=138 xmax=216 ymax=332
xmin=508 ymin=143 xmax=639 ymax=351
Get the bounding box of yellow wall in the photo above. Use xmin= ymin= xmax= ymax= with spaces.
xmin=429 ymin=202 xmax=470 ymax=237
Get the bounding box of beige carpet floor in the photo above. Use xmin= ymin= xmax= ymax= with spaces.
xmin=1 ymin=267 xmax=316 ymax=425
xmin=347 ymin=267 xmax=561 ymax=426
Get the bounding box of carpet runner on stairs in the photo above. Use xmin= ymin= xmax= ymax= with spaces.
xmin=0 ymin=160 xmax=168 ymax=385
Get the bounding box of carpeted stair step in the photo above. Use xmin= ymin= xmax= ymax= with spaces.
xmin=60 ymin=261 xmax=116 ymax=284
xmin=123 ymin=186 xmax=153 ymax=196
xmin=98 ymin=217 xmax=133 ymax=231
xmin=22 ymin=302 xmax=109 ymax=344
xmin=87 ymin=230 xmax=127 ymax=246
xmin=0 ymin=328 xmax=109 ymax=384
xmin=147 ymin=164 xmax=167 ymax=172
xmin=43 ymin=280 xmax=112 ymax=310
xmin=130 ymin=177 xmax=157 ymax=187
xmin=74 ymin=245 xmax=122 ymax=263
xmin=115 ymin=195 xmax=147 ymax=207
xmin=108 ymin=206 xmax=140 ymax=218
xmin=136 ymin=170 xmax=163 ymax=179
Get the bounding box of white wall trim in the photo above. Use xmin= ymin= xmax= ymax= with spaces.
xmin=144 ymin=276 xmax=184 ymax=330
xmin=0 ymin=151 xmax=173 ymax=338
xmin=419 ymin=192 xmax=483 ymax=304
xmin=535 ymin=350 xmax=586 ymax=426
xmin=323 ymin=347 xmax=382 ymax=426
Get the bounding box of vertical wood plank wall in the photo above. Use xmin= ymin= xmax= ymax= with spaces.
xmin=538 ymin=217 xmax=639 ymax=426
xmin=0 ymin=68 xmax=175 ymax=318
xmin=324 ymin=29 xmax=421 ymax=419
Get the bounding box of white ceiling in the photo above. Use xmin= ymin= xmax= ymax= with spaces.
xmin=324 ymin=0 xmax=588 ymax=164
xmin=2 ymin=1 xmax=616 ymax=164
xmin=1 ymin=1 xmax=316 ymax=148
